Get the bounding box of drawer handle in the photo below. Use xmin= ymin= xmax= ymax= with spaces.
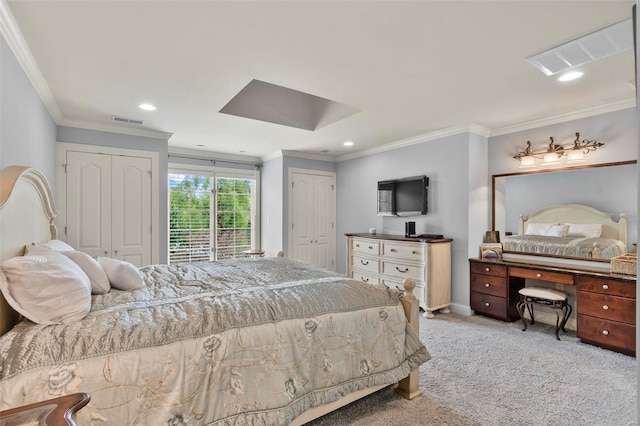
xmin=485 ymin=283 xmax=490 ymax=288
xmin=485 ymin=302 xmax=490 ymax=307
xmin=602 ymin=305 xmax=609 ymax=310
xmin=485 ymin=267 xmax=490 ymax=272
xmin=602 ymin=284 xmax=609 ymax=290
xmin=356 ymin=244 xmax=360 ymax=248
xmin=390 ymin=248 xmax=397 ymax=253
xmin=360 ymin=260 xmax=369 ymax=266
xmin=396 ymin=267 xmax=409 ymax=273
xmin=361 ymin=276 xmax=369 ymax=283
xmin=412 ymin=250 xmax=418 ymax=255
xmin=602 ymin=330 xmax=609 ymax=336
xmin=368 ymin=246 xmax=373 ymax=250
xmin=536 ymin=273 xmax=542 ymax=278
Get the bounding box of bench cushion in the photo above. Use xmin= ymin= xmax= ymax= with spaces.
xmin=518 ymin=286 xmax=569 ymax=302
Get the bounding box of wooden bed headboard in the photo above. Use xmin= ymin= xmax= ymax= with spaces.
xmin=518 ymin=203 xmax=627 ymax=247
xmin=0 ymin=166 xmax=58 ymax=335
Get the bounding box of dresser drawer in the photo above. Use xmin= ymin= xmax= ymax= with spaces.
xmin=578 ymin=315 xmax=636 ymax=355
xmin=351 ymin=239 xmax=380 ymax=256
xmin=471 ymin=292 xmax=507 ymax=319
xmin=382 ymin=260 xmax=425 ymax=281
xmin=509 ymin=267 xmax=574 ymax=285
xmin=577 ymin=291 xmax=636 ymax=325
xmin=576 ymin=275 xmax=635 ymax=298
xmin=351 ymin=255 xmax=379 ymax=274
xmin=471 ymin=273 xmax=507 ymax=297
xmin=351 ymin=270 xmax=380 ymax=285
xmin=382 ymin=242 xmax=424 ymax=262
xmin=383 ymin=278 xmax=425 ymax=303
xmin=470 ymin=262 xmax=507 ymax=278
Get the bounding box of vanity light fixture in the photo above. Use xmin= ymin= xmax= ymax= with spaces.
xmin=514 ymin=133 xmax=603 ymax=167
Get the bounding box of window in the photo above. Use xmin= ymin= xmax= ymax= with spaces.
xmin=169 ymin=168 xmax=258 ymax=264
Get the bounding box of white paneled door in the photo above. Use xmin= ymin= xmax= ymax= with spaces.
xmin=65 ymin=151 xmax=152 ymax=266
xmin=290 ymin=171 xmax=335 ymax=270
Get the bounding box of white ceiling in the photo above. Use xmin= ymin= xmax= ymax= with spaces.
xmin=4 ymin=1 xmax=636 ymax=160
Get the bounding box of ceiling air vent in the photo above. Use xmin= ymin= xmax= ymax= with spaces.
xmin=111 ymin=115 xmax=144 ymax=125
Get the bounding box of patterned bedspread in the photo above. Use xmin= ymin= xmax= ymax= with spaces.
xmin=502 ymin=235 xmax=627 ymax=259
xmin=0 ymin=257 xmax=430 ymax=424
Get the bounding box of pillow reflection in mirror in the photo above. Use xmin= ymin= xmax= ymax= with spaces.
xmin=566 ymin=223 xmax=602 ymax=238
xmin=524 ymin=223 xmax=554 ymax=236
xmin=546 ymin=225 xmax=570 ymax=237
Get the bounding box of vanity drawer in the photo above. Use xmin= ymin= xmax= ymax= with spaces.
xmin=382 ymin=242 xmax=424 ymax=262
xmin=470 ymin=274 xmax=507 ymax=297
xmin=351 ymin=239 xmax=380 ymax=256
xmin=577 ymin=291 xmax=636 ymax=325
xmin=470 ymin=262 xmax=507 ymax=278
xmin=382 ymin=261 xmax=425 ymax=282
xmin=509 ymin=267 xmax=574 ymax=285
xmin=351 ymin=270 xmax=380 ymax=285
xmin=351 ymin=255 xmax=379 ymax=274
xmin=471 ymin=292 xmax=507 ymax=319
xmin=577 ymin=315 xmax=636 ymax=355
xmin=576 ymin=276 xmax=635 ymax=298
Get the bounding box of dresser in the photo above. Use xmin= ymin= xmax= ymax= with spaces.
xmin=469 ymin=258 xmax=636 ymax=356
xmin=346 ymin=233 xmax=452 ymax=318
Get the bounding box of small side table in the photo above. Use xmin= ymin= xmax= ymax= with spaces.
xmin=243 ymin=249 xmax=265 ymax=258
xmin=0 ymin=392 xmax=90 ymax=426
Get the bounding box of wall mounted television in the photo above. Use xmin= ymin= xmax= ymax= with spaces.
xmin=377 ymin=175 xmax=429 ymax=216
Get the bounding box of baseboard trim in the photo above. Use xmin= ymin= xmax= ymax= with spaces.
xmin=449 ymin=303 xmax=474 ymax=316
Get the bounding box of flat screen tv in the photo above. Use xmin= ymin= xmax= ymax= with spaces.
xmin=377 ymin=175 xmax=429 ymax=216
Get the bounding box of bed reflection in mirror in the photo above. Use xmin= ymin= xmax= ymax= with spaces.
xmin=493 ymin=161 xmax=637 ymax=261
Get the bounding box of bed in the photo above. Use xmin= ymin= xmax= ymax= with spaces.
xmin=0 ymin=166 xmax=430 ymax=425
xmin=502 ymin=203 xmax=628 ymax=259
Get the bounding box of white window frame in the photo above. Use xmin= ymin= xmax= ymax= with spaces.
xmin=168 ymin=164 xmax=261 ymax=261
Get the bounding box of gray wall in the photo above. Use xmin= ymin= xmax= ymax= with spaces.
xmin=336 ymin=132 xmax=485 ymax=312
xmin=261 ymin=156 xmax=284 ymax=256
xmin=0 ymin=35 xmax=57 ymax=186
xmin=57 ymin=126 xmax=170 ymax=264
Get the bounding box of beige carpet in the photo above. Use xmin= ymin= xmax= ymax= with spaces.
xmin=307 ymin=312 xmax=637 ymax=426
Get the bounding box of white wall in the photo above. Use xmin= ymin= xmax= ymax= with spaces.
xmin=261 ymin=156 xmax=284 ymax=256
xmin=0 ymin=35 xmax=56 ymax=185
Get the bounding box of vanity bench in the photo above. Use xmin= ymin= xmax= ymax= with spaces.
xmin=469 ymin=257 xmax=636 ymax=356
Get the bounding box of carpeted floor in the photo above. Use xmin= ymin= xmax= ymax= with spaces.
xmin=307 ymin=312 xmax=637 ymax=426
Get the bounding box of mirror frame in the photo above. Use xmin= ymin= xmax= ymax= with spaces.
xmin=491 ymin=160 xmax=637 ymax=261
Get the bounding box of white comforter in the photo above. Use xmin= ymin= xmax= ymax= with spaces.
xmin=0 ymin=257 xmax=429 ymax=424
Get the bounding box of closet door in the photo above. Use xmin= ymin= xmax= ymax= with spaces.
xmin=312 ymin=175 xmax=333 ymax=269
xmin=111 ymin=156 xmax=152 ymax=266
xmin=290 ymin=172 xmax=315 ymax=265
xmin=66 ymin=152 xmax=112 ymax=258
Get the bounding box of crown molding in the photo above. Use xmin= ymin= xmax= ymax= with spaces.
xmin=281 ymin=150 xmax=336 ymax=162
xmin=489 ymin=97 xmax=636 ymax=137
xmin=59 ymin=118 xmax=174 ymax=140
xmin=337 ymin=124 xmax=485 ymax=162
xmin=261 ymin=150 xmax=284 ymax=162
xmin=0 ymin=0 xmax=63 ymax=122
xmin=169 ymin=146 xmax=261 ymax=165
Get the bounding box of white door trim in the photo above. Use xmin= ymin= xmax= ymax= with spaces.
xmin=56 ymin=142 xmax=160 ymax=264
xmin=287 ymin=168 xmax=336 ymax=269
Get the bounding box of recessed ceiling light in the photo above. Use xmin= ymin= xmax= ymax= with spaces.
xmin=557 ymin=71 xmax=583 ymax=82
xmin=138 ymin=103 xmax=157 ymax=111
xmin=344 ymin=141 xmax=354 ymax=147
xmin=196 ymin=144 xmax=205 ymax=148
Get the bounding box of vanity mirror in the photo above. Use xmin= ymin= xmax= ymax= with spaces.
xmin=492 ymin=160 xmax=637 ymax=262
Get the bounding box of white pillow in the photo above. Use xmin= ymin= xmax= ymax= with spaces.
xmin=98 ymin=257 xmax=144 ymax=291
xmin=37 ymin=239 xmax=75 ymax=252
xmin=62 ymin=251 xmax=110 ymax=295
xmin=524 ymin=223 xmax=554 ymax=236
xmin=566 ymin=223 xmax=603 ymax=238
xmin=0 ymin=248 xmax=91 ymax=325
xmin=545 ymin=225 xmax=570 ymax=237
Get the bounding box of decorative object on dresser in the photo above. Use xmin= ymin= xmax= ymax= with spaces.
xmin=346 ymin=233 xmax=452 ymax=318
xmin=480 ymin=243 xmax=502 ymax=260
xmin=469 ymin=257 xmax=636 ymax=356
xmin=610 ymin=253 xmax=637 ymax=275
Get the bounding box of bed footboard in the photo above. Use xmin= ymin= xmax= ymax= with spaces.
xmin=396 ymin=277 xmax=422 ymax=400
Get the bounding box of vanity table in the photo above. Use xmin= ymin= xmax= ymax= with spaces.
xmin=470 ymin=257 xmax=636 ymax=356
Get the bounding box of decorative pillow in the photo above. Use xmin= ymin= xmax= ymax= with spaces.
xmin=524 ymin=223 xmax=554 ymax=236
xmin=545 ymin=225 xmax=570 ymax=237
xmin=566 ymin=223 xmax=603 ymax=238
xmin=98 ymin=257 xmax=144 ymax=291
xmin=61 ymin=250 xmax=110 ymax=294
xmin=0 ymin=247 xmax=91 ymax=325
xmin=37 ymin=239 xmax=75 ymax=252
